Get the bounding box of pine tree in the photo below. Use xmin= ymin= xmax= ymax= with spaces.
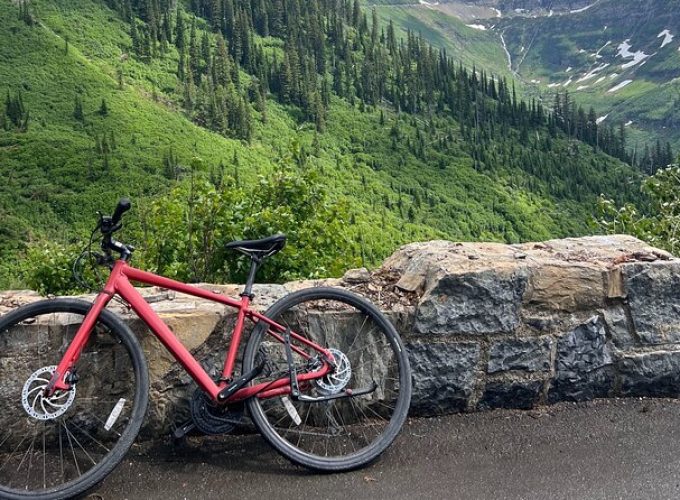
xmin=99 ymin=98 xmax=109 ymax=116
xmin=175 ymin=9 xmax=186 ymax=51
xmin=201 ymin=31 xmax=211 ymax=76
xmin=189 ymin=18 xmax=199 ymax=81
xmin=73 ymin=94 xmax=85 ymax=122
xmin=130 ymin=19 xmax=140 ymax=56
xmin=163 ymin=11 xmax=172 ymax=45
xmin=177 ymin=46 xmax=187 ymax=81
xmin=213 ymin=35 xmax=231 ymax=87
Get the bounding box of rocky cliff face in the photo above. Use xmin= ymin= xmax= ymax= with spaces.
xmin=431 ymin=0 xmax=594 ymax=14
xmin=2 ymin=235 xmax=678 ymax=436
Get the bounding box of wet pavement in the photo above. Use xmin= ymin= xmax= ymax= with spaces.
xmin=95 ymin=398 xmax=680 ymax=500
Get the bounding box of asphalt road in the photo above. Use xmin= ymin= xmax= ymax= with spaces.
xmin=94 ymin=398 xmax=680 ymax=500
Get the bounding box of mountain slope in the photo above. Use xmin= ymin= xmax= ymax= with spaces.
xmin=500 ymin=0 xmax=680 ymax=151
xmin=0 ymin=0 xmax=641 ymax=289
xmin=372 ymin=0 xmax=680 ymax=156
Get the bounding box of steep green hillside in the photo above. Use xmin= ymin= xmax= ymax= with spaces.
xmin=0 ymin=0 xmax=641 ymax=290
xmin=375 ymin=0 xmax=680 ymax=160
xmin=371 ymin=3 xmax=513 ymax=80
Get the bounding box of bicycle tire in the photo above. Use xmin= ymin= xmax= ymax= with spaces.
xmin=243 ymin=287 xmax=412 ymax=471
xmin=0 ymin=299 xmax=149 ymax=500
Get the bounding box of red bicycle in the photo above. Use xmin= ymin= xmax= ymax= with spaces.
xmin=0 ymin=199 xmax=412 ymax=500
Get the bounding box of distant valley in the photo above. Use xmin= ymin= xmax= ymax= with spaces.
xmin=370 ymin=0 xmax=680 ymax=158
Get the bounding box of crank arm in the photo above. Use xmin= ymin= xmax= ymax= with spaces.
xmin=172 ymin=420 xmax=196 ymax=440
xmin=294 ymin=382 xmax=378 ymax=403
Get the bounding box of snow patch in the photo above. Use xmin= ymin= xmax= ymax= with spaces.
xmin=467 ymin=24 xmax=487 ymax=30
xmin=609 ymin=73 xmax=619 ymax=79
xmin=608 ymin=79 xmax=633 ymax=93
xmin=548 ymin=82 xmax=560 ymax=88
xmin=595 ymin=76 xmax=606 ymax=84
xmin=548 ymin=9 xmax=554 ymax=17
xmin=530 ymin=79 xmax=541 ymax=84
xmin=577 ymin=85 xmax=589 ymax=90
xmin=418 ymin=0 xmax=440 ymax=8
xmin=566 ymin=67 xmax=573 ymax=73
xmin=658 ymin=29 xmax=674 ymax=48
xmin=578 ymin=49 xmax=587 ymax=54
xmin=625 ymin=120 xmax=633 ymax=127
xmin=617 ymin=39 xmax=650 ymax=69
xmin=596 ymin=41 xmax=612 ymax=56
xmin=577 ymin=63 xmax=610 ymax=82
xmin=492 ymin=7 xmax=502 ymax=18
xmin=571 ymin=1 xmax=600 ymax=14
xmin=596 ymin=114 xmax=608 ymax=124
xmin=563 ymin=78 xmax=573 ymax=87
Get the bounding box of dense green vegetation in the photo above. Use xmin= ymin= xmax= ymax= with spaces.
xmin=598 ymin=163 xmax=680 ymax=255
xmin=0 ymin=0 xmax=643 ymax=293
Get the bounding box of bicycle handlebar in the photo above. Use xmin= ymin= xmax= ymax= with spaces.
xmin=111 ymin=198 xmax=131 ymax=226
xmin=98 ymin=198 xmax=134 ymax=262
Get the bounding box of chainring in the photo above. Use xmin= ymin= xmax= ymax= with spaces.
xmin=190 ymin=388 xmax=244 ymax=435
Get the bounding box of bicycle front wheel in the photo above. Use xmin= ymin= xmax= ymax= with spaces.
xmin=243 ymin=287 xmax=412 ymax=471
xmin=0 ymin=299 xmax=149 ymax=499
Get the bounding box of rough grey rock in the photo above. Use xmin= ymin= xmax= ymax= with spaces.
xmin=618 ymin=351 xmax=680 ymax=397
xmin=549 ymin=317 xmax=614 ymax=402
xmin=602 ymin=306 xmax=635 ymax=349
xmin=342 ymin=267 xmax=371 ymax=284
xmin=487 ymin=338 xmax=552 ymax=373
xmin=407 ymin=342 xmax=481 ymax=414
xmin=480 ymin=380 xmax=544 ymax=409
xmin=414 ymin=269 xmax=527 ymax=335
xmin=624 ymin=262 xmax=680 ymax=345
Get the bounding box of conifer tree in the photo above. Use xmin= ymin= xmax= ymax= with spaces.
xmin=175 ymin=9 xmax=186 ymax=51
xmin=73 ymin=94 xmax=85 ymax=122
xmin=213 ymin=35 xmax=231 ymax=87
xmin=99 ymin=98 xmax=109 ymax=116
xmin=189 ymin=18 xmax=200 ymax=81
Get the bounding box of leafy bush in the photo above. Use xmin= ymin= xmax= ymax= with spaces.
xmin=20 ymin=241 xmax=83 ymax=295
xmin=596 ymin=165 xmax=680 ymax=255
xmin=138 ymin=145 xmax=358 ymax=284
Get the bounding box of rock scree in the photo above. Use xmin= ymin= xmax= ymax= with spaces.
xmin=2 ymin=235 xmax=678 ymax=437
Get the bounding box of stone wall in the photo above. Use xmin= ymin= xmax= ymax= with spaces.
xmin=2 ymin=235 xmax=679 ymax=436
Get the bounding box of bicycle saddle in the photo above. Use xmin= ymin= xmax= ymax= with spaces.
xmin=225 ymin=234 xmax=287 ymax=259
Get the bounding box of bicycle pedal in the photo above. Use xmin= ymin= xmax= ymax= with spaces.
xmin=172 ymin=420 xmax=196 ymax=441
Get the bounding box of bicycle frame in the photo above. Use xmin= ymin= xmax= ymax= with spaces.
xmin=47 ymin=260 xmax=333 ymax=403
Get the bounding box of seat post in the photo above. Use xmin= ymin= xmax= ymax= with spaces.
xmin=241 ymin=257 xmax=260 ymax=298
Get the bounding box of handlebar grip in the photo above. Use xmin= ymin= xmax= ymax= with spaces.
xmin=111 ymin=198 xmax=131 ymax=225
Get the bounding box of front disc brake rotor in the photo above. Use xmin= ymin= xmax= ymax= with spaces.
xmin=21 ymin=365 xmax=76 ymax=421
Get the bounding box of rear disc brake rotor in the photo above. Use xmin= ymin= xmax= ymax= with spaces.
xmin=315 ymin=348 xmax=352 ymax=395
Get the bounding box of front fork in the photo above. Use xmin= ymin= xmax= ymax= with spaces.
xmin=45 ymin=291 xmax=114 ymax=396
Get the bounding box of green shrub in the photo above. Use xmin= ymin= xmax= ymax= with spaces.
xmin=596 ymin=165 xmax=680 ymax=255
xmin=21 ymin=241 xmax=83 ymax=296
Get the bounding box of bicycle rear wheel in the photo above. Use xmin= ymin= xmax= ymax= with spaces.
xmin=243 ymin=287 xmax=411 ymax=471
xmin=0 ymin=299 xmax=149 ymax=499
